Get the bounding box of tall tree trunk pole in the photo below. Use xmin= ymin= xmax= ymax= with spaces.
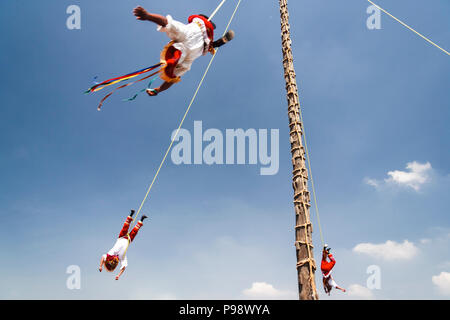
xmin=279 ymin=0 xmax=319 ymax=300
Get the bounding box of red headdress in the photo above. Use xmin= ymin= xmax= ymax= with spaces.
xmin=188 ymin=15 xmax=215 ymax=42
xmin=106 ymin=254 xmax=119 ymax=262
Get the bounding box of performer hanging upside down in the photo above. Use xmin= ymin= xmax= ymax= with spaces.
xmin=321 ymin=244 xmax=346 ymax=295
xmin=99 ymin=210 xmax=148 ymax=280
xmin=132 ymin=6 xmax=235 ymax=96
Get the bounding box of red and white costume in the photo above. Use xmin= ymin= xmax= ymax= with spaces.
xmin=321 ymin=253 xmax=340 ymax=289
xmin=102 ymin=216 xmax=143 ymax=270
xmin=157 ymin=15 xmax=215 ymax=83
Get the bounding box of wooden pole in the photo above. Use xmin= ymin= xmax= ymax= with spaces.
xmin=279 ymin=0 xmax=319 ymax=300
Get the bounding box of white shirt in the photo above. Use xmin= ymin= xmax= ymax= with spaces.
xmin=157 ymin=15 xmax=211 ymax=77
xmin=326 ymin=276 xmax=339 ymax=289
xmin=103 ymin=237 xmax=129 ymax=270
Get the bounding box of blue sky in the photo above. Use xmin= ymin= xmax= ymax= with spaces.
xmin=0 ymin=0 xmax=449 ymax=299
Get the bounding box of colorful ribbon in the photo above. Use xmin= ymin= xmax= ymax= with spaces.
xmin=85 ymin=63 xmax=162 ymax=94
xmin=96 ymin=69 xmax=162 ymax=111
xmin=85 ymin=63 xmax=165 ymax=110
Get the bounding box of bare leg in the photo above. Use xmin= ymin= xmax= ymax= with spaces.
xmin=157 ymin=81 xmax=174 ymax=93
xmin=133 ymin=6 xmax=168 ymax=26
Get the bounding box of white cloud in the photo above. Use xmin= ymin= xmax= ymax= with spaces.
xmin=353 ymin=240 xmax=419 ymax=261
xmin=365 ymin=161 xmax=432 ymax=191
xmin=432 ymin=272 xmax=450 ymax=296
xmin=242 ymin=282 xmax=296 ymax=300
xmin=346 ymin=284 xmax=375 ymax=300
xmin=364 ymin=178 xmax=380 ymax=188
xmin=385 ymin=161 xmax=432 ymax=191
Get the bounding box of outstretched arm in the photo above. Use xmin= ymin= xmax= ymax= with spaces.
xmin=156 ymin=81 xmax=174 ymax=93
xmin=99 ymin=255 xmax=105 ymax=272
xmin=212 ymin=30 xmax=235 ymax=48
xmin=115 ymin=267 xmax=126 ymax=280
xmin=133 ymin=6 xmax=168 ymax=27
xmin=336 ymin=285 xmax=346 ymax=293
xmin=146 ymin=81 xmax=174 ymax=96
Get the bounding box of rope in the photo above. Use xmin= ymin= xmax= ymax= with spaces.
xmin=122 ymin=234 xmax=132 ymax=258
xmin=293 ymin=1 xmax=450 ymax=297
xmin=209 ymin=0 xmax=227 ymax=21
xmin=292 ymin=116 xmax=321 ymax=299
xmin=295 ymin=110 xmax=325 ymax=248
xmin=131 ymin=0 xmax=243 ymax=224
xmin=367 ymin=0 xmax=449 ymax=56
xmin=295 ymin=0 xmax=450 ymax=260
xmin=290 ymin=87 xmax=323 ymax=300
xmin=297 ymin=0 xmax=450 ymax=272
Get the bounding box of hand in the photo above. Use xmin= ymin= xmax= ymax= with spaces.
xmin=115 ymin=276 xmax=120 ymax=281
xmin=99 ymin=267 xmax=102 ymax=272
xmin=146 ymin=88 xmax=159 ymax=96
xmin=208 ymin=44 xmax=216 ymax=54
xmin=133 ymin=6 xmax=149 ymax=21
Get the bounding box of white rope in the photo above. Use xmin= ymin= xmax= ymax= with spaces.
xmin=132 ymin=0 xmax=242 ymax=223
xmin=209 ymin=0 xmax=227 ymax=21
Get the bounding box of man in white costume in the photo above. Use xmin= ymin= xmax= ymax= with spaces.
xmin=132 ymin=6 xmax=234 ymax=96
xmin=99 ymin=210 xmax=148 ymax=280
